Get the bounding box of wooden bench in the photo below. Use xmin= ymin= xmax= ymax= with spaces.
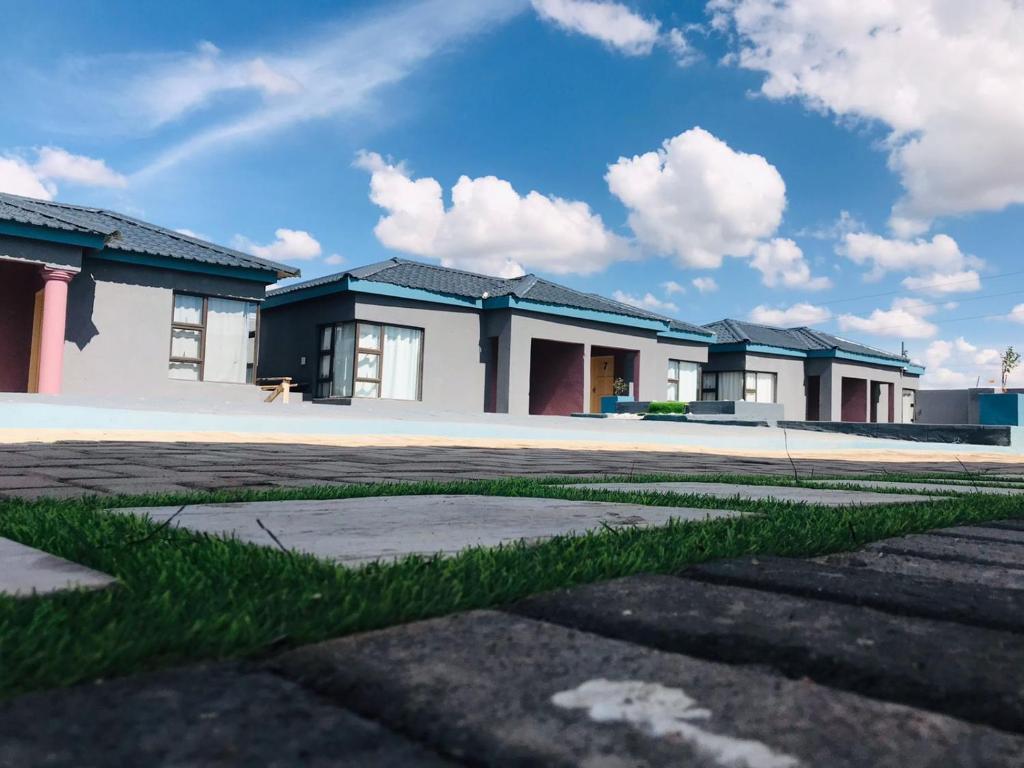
xmin=257 ymin=377 xmax=296 ymax=404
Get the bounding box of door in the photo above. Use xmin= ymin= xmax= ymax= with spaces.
xmin=590 ymin=355 xmax=615 ymax=413
xmin=902 ymin=389 xmax=916 ymax=423
xmin=805 ymin=375 xmax=820 ymax=421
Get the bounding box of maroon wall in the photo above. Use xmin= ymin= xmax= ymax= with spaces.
xmin=841 ymin=377 xmax=867 ymax=422
xmin=0 ymin=261 xmax=40 ymax=392
xmin=529 ymin=339 xmax=583 ymax=415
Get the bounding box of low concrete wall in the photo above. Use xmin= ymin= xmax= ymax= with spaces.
xmin=688 ymin=400 xmax=783 ymax=424
xmin=780 ymin=420 xmax=1018 ymax=447
xmin=979 ymin=393 xmax=1024 ymax=426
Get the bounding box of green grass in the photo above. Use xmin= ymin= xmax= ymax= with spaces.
xmin=646 ymin=401 xmax=687 ymax=414
xmin=1 ymin=474 xmax=1022 ymax=699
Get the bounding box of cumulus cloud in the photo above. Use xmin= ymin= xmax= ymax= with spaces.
xmin=749 ymin=238 xmax=831 ymax=290
xmin=356 ymin=150 xmax=630 ymax=278
xmin=710 ymin=0 xmax=1024 ymax=232
xmin=0 ymin=147 xmax=126 ymax=200
xmin=234 ymin=228 xmax=322 ymax=262
xmin=840 ymin=232 xmax=983 ymax=294
xmin=838 ymin=297 xmax=938 ymax=339
xmin=749 ymin=302 xmax=831 ymax=327
xmin=612 ymin=290 xmax=678 ymax=315
xmin=691 ymin=276 xmax=718 ymax=294
xmin=606 ymin=127 xmax=786 ymax=269
xmin=661 ymin=280 xmax=685 ymax=295
xmin=921 ymin=336 xmax=1004 ymax=388
xmin=324 ymin=253 xmax=345 ymax=266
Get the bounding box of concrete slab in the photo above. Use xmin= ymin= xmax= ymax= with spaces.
xmin=930 ymin=524 xmax=1024 ymax=546
xmin=110 ymin=495 xmax=744 ymax=566
xmin=511 ymin=574 xmax=1024 ymax=733
xmin=819 ymin=550 xmax=1024 ymax=591
xmin=0 ymin=536 xmax=114 ymax=597
xmin=0 ymin=661 xmax=454 ymax=767
xmin=685 ymin=555 xmax=1024 ymax=634
xmin=272 ymin=610 xmax=1024 ymax=767
xmin=866 ymin=533 xmax=1024 ymax=570
xmin=807 ymin=479 xmax=1024 ymax=495
xmin=564 ymin=480 xmax=942 ymax=506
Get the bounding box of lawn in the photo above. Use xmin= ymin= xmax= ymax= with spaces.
xmin=1 ymin=473 xmax=1022 ymax=698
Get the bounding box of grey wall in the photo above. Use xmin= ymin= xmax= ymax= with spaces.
xmin=915 ymin=387 xmax=998 ymax=425
xmin=62 ymin=256 xmax=266 ymax=398
xmin=821 ymin=361 xmax=905 ymax=422
xmin=704 ymin=351 xmax=806 ymax=420
xmin=0 ymin=235 xmax=82 ymax=272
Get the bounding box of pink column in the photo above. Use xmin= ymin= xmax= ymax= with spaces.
xmin=36 ymin=268 xmax=75 ymax=395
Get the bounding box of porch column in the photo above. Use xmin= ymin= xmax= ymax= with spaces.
xmin=37 ymin=268 xmax=75 ymax=395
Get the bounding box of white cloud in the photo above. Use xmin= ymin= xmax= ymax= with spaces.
xmin=749 ymin=302 xmax=831 ymax=327
xmin=175 ymin=227 xmax=210 ymax=241
xmin=710 ymin=0 xmax=1024 ymax=232
xmin=691 ymin=276 xmax=718 ymax=294
xmin=1009 ymin=304 xmax=1024 ymax=324
xmin=33 ymin=147 xmax=127 ymax=188
xmin=840 ymin=232 xmax=983 ymax=294
xmin=606 ymin=127 xmax=786 ymax=269
xmin=838 ymin=297 xmax=938 ymax=339
xmin=532 ymin=0 xmax=660 ymax=55
xmin=749 ymin=237 xmax=831 ymax=290
xmin=324 ymin=253 xmax=345 ymax=266
xmin=234 ymin=228 xmax=322 ymax=262
xmin=661 ymin=280 xmax=685 ymax=295
xmin=0 ymin=147 xmax=126 ymax=200
xmin=356 ymin=150 xmax=630 ymax=278
xmin=0 ymin=155 xmax=54 ymax=200
xmin=920 ymin=336 xmax=1004 ymax=388
xmin=612 ymin=290 xmax=678 ymax=315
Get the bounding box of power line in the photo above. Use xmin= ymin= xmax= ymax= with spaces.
xmin=813 ymin=267 xmax=1024 ymax=309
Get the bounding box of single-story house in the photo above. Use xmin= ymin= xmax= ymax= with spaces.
xmin=258 ymin=258 xmax=715 ymax=416
xmin=701 ymin=319 xmax=924 ymax=423
xmin=0 ymin=191 xmax=298 ymax=397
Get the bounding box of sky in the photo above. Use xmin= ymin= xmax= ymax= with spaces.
xmin=1 ymin=0 xmax=1023 ymax=388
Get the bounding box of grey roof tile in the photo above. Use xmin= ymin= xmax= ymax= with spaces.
xmin=266 ymin=257 xmax=714 ymax=337
xmin=704 ymin=318 xmax=907 ymax=363
xmin=0 ymin=191 xmax=298 ymax=278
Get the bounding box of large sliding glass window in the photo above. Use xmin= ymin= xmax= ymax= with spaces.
xmin=666 ymin=360 xmax=700 ymax=402
xmin=700 ymin=371 xmax=776 ymax=403
xmin=317 ymin=321 xmax=423 ymax=400
xmin=169 ymin=293 xmax=258 ymax=384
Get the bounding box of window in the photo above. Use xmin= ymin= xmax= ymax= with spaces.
xmin=699 ymin=371 xmax=776 ymax=403
xmin=667 ymin=360 xmax=700 ymax=402
xmin=168 ymin=293 xmax=258 ymax=384
xmin=317 ymin=321 xmax=423 ymax=400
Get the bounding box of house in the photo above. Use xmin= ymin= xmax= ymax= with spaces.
xmin=258 ymin=258 xmax=714 ymax=415
xmin=0 ymin=192 xmax=298 ymax=397
xmin=701 ymin=319 xmax=924 ymax=423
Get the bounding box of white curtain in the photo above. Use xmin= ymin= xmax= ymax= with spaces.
xmin=381 ymin=325 xmax=423 ymax=400
xmin=204 ymin=298 xmax=251 ymax=384
xmin=333 ymin=323 xmax=355 ymax=397
xmin=755 ymin=372 xmax=776 ymax=403
xmin=677 ymin=362 xmax=699 ymax=402
xmin=719 ymin=372 xmax=744 ymax=400
xmin=172 ymin=294 xmax=203 ymax=324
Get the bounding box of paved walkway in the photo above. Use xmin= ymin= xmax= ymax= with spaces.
xmin=3 ymin=520 xmax=1023 ymax=766
xmin=2 ymin=441 xmax=1022 ymax=499
xmin=0 ymin=537 xmax=114 ymax=597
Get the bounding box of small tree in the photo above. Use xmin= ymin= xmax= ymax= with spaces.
xmin=1001 ymin=346 xmax=1020 ymax=391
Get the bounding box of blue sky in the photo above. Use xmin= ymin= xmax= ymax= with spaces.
xmin=2 ymin=0 xmax=1022 ymax=387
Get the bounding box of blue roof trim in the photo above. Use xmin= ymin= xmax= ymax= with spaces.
xmin=658 ymin=329 xmax=717 ymax=343
xmin=92 ymin=250 xmax=279 ymax=284
xmin=711 ymin=342 xmax=809 ymax=359
xmin=263 ymin=276 xmax=483 ymax=310
xmin=484 ymin=295 xmax=666 ymax=331
xmin=904 ymin=364 xmax=926 ymax=376
xmin=806 ymin=348 xmax=911 ymax=369
xmin=0 ymin=220 xmax=107 ymax=250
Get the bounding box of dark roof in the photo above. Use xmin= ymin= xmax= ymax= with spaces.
xmin=267 ymin=257 xmax=714 ymax=337
xmin=704 ymin=318 xmax=908 ymax=363
xmin=0 ymin=191 xmax=299 ymax=279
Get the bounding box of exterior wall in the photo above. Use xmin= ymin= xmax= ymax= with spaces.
xmin=704 ymin=351 xmax=806 ymax=420
xmin=528 ymin=340 xmax=583 ymax=415
xmin=820 ymin=361 xmax=905 ymax=423
xmin=62 ymin=256 xmax=266 ymax=398
xmin=259 ymin=293 xmax=489 ymax=412
xmin=915 ymin=387 xmax=997 ymax=425
xmin=0 ymin=235 xmax=82 ymax=272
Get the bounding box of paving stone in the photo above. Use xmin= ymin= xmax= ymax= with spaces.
xmin=0 ymin=536 xmax=114 ymax=597
xmin=819 ymin=551 xmax=1024 ymax=591
xmin=975 ymin=519 xmax=1024 ymax=533
xmin=76 ymin=480 xmax=194 ymax=495
xmin=807 ymin=479 xmax=1024 ymax=495
xmin=0 ymin=486 xmax=95 ymax=501
xmin=110 ymin=495 xmax=744 ymax=565
xmin=271 ymin=609 xmax=1024 ymax=767
xmin=0 ymin=661 xmax=453 ymax=768
xmin=29 ymin=466 xmax=120 ymax=480
xmin=564 ymin=480 xmax=943 ymax=506
xmin=684 ymin=555 xmax=1024 ymax=634
xmin=866 ymin=533 xmax=1024 ymax=570
xmin=0 ymin=475 xmax=70 ymax=490
xmin=929 ymin=524 xmax=1024 ymax=546
xmin=510 ymin=574 xmax=1024 ymax=733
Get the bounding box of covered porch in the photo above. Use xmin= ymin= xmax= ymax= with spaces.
xmin=0 ymin=257 xmax=77 ymax=394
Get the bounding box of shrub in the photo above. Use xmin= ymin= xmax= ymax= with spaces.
xmin=647 ymin=401 xmax=687 ymax=414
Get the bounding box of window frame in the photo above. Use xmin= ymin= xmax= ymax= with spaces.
xmin=168 ymin=292 xmax=259 ymax=384
xmin=316 ymin=320 xmax=425 ymax=401
xmin=700 ymin=369 xmax=777 ymax=403
xmin=666 ymin=359 xmax=700 ymax=402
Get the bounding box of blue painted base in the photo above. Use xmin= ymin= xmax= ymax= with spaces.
xmin=979 ymin=393 xmax=1024 ymax=426
xmin=600 ymin=395 xmax=633 ymax=414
